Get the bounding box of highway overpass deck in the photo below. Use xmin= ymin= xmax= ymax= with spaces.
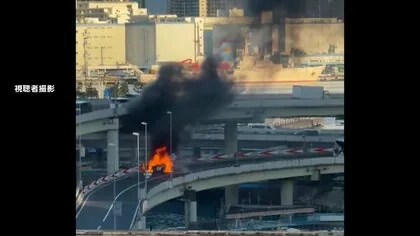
xmin=76 ymin=95 xmax=343 ymax=136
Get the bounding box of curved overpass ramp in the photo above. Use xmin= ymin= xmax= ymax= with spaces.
xmin=77 ymin=156 xmax=343 ymax=230
xmin=144 ymin=156 xmax=344 ymax=214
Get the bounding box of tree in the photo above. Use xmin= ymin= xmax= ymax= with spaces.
xmin=118 ymin=82 xmax=129 ymax=97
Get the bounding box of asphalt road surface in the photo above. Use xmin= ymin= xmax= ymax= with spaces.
xmin=76 ymin=173 xmax=181 ymax=230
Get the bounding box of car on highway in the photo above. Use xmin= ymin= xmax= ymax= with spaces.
xmin=139 ymin=163 xmax=166 ymax=176
xmin=239 ymin=123 xmax=277 ymax=134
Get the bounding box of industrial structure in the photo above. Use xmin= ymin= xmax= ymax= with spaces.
xmin=75 ymin=0 xmax=344 ymax=98
xmin=125 ymin=18 xmax=205 ymax=66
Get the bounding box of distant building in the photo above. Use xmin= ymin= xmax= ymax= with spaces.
xmin=76 ymin=0 xmax=148 ymax=24
xmin=76 ymin=24 xmax=126 ymax=71
xmin=126 ymin=18 xmax=204 ymax=67
xmin=145 ymin=0 xmax=168 ymax=14
xmin=168 ymin=0 xmax=244 ymax=17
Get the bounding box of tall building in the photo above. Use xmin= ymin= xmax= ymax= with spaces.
xmin=168 ymin=0 xmax=205 ymax=17
xmin=206 ymin=0 xmax=244 ymax=17
xmin=145 ymin=0 xmax=168 ymax=14
xmin=168 ymin=0 xmax=244 ymax=17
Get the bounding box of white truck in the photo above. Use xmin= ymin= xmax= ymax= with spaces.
xmin=292 ymin=85 xmax=327 ymax=99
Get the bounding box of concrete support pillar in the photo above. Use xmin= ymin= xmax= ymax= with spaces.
xmin=310 ymin=169 xmax=320 ymax=181
xmin=133 ymin=216 xmax=146 ymax=230
xmin=280 ymin=180 xmax=294 ymax=206
xmin=189 ymin=201 xmax=197 ymax=223
xmin=225 ymin=185 xmax=239 ymax=208
xmin=193 ymin=147 xmax=201 ymax=158
xmin=107 ymin=128 xmax=119 ymax=175
xmin=184 ymin=200 xmax=190 ymax=227
xmin=224 ymin=122 xmax=238 ymax=158
xmin=184 ymin=190 xmax=197 ymax=229
xmin=133 ymin=195 xmax=147 ymax=230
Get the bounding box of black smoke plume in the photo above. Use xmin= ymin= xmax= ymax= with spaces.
xmin=121 ymin=56 xmax=235 ymax=155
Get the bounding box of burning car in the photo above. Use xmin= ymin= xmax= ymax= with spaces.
xmin=139 ymin=146 xmax=173 ymax=175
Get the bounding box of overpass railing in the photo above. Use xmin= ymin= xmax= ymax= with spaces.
xmin=78 ymin=166 xmax=138 ymax=202
xmin=192 ymin=133 xmax=341 ymax=143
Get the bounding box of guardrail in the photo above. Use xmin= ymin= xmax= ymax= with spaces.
xmin=80 ymin=166 xmax=138 ymax=198
xmin=196 ymin=147 xmax=333 ymax=161
xmin=76 ymin=231 xmax=344 ymax=236
xmin=76 ymin=185 xmax=83 ymax=209
xmin=192 ymin=133 xmax=339 ymax=142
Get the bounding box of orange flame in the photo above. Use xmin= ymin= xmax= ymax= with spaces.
xmin=147 ymin=146 xmax=173 ymax=173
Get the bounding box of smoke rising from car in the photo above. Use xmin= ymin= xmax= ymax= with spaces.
xmin=121 ymin=56 xmax=235 ymax=158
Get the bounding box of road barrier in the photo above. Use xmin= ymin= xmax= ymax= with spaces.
xmin=76 ymin=185 xmax=84 ymax=209
xmin=81 ymin=166 xmax=138 ymax=197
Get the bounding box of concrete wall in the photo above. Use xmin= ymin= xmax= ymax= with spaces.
xmin=285 ymin=23 xmax=344 ymax=55
xmin=155 ymin=23 xmax=197 ymax=62
xmin=76 ymin=24 xmax=126 ymax=69
xmin=126 ymin=23 xmax=156 ymax=67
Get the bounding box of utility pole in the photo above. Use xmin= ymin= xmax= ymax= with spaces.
xmin=83 ymin=30 xmax=89 ymax=93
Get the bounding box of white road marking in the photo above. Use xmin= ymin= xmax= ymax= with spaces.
xmin=77 ymin=174 xmax=144 ymax=218
xmin=97 ymin=225 xmax=101 ymax=230
xmin=76 ymin=182 xmax=114 ymax=218
xmin=95 ymin=175 xmax=168 ymax=230
xmin=129 ymin=202 xmax=141 ymax=229
xmin=101 ymin=182 xmax=141 ymax=222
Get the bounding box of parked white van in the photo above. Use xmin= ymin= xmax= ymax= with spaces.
xmin=238 ymin=123 xmax=277 ymax=134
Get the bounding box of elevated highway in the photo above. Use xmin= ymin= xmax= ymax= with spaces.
xmin=76 ymin=156 xmax=343 ymax=230
xmin=144 ymin=156 xmax=343 ymax=214
xmin=80 ymin=132 xmax=341 ymax=151
xmin=76 ymin=94 xmax=344 ymax=136
xmin=76 ymin=91 xmax=343 ymax=176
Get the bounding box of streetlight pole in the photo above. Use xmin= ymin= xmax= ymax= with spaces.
xmin=141 ymin=122 xmax=148 ymax=195
xmin=166 ymin=111 xmax=173 ymax=188
xmin=83 ymin=31 xmax=89 ymax=94
xmin=108 ymin=143 xmax=117 ymax=231
xmin=132 ymin=132 xmax=140 ymax=203
xmin=77 ymin=106 xmax=83 ymax=188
